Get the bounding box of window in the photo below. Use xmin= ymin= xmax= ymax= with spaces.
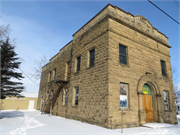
xmin=120 ymin=83 xmax=128 ymax=108
xmin=48 ymin=72 xmax=51 ymax=82
xmin=63 ymin=89 xmax=68 ymax=105
xmin=89 ymin=49 xmax=95 ymax=67
xmin=164 ymin=91 xmax=169 ymax=110
xmin=53 ymin=69 xmax=56 ymax=80
xmin=161 ymin=60 xmax=166 ymax=76
xmin=75 ymin=86 xmax=79 ymax=106
xmin=119 ymin=45 xmax=127 ymax=64
xmin=76 ymin=56 xmax=81 ymax=72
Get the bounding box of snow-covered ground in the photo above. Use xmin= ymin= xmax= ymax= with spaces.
xmin=0 ymin=110 xmax=180 ymax=135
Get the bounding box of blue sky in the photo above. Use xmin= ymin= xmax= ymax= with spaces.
xmin=1 ymin=1 xmax=179 ymax=93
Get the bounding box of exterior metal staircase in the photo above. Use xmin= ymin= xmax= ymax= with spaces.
xmin=41 ymin=80 xmax=68 ymax=115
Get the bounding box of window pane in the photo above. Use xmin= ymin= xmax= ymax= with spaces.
xmin=120 ymin=55 xmax=126 ymax=64
xmin=76 ymin=87 xmax=79 ymax=94
xmin=75 ymin=87 xmax=79 ymax=106
xmin=89 ymin=49 xmax=95 ymax=66
xmin=119 ymin=45 xmax=127 ymax=64
xmin=91 ymin=58 xmax=94 ymax=66
xmin=161 ymin=60 xmax=166 ymax=76
xmin=120 ymin=46 xmax=125 ymax=55
xmin=65 ymin=90 xmax=68 ymax=105
xmin=164 ymin=91 xmax=169 ymax=110
xmin=77 ymin=56 xmax=81 ymax=71
xmin=120 ymin=83 xmax=128 ymax=108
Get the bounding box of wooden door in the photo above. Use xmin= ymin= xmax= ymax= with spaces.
xmin=143 ymin=95 xmax=153 ymax=122
xmin=67 ymin=62 xmax=70 ymax=81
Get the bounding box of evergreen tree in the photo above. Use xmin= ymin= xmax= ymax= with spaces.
xmin=1 ymin=38 xmax=24 ymax=99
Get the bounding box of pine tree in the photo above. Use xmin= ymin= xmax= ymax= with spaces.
xmin=1 ymin=38 xmax=24 ymax=99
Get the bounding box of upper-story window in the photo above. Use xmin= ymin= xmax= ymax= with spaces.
xmin=89 ymin=49 xmax=95 ymax=67
xmin=161 ymin=60 xmax=166 ymax=76
xmin=48 ymin=72 xmax=51 ymax=82
xmin=119 ymin=44 xmax=127 ymax=64
xmin=76 ymin=56 xmax=81 ymax=72
xmin=53 ymin=69 xmax=56 ymax=80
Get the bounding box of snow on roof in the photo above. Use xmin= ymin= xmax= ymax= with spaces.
xmin=21 ymin=92 xmax=38 ymax=98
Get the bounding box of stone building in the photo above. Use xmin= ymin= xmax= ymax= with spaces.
xmin=37 ymin=4 xmax=178 ymax=129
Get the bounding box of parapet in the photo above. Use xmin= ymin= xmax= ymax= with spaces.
xmin=73 ymin=4 xmax=170 ymax=47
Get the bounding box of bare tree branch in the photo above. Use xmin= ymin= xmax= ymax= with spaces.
xmin=29 ymin=56 xmax=49 ymax=84
xmin=172 ymin=67 xmax=180 ymax=94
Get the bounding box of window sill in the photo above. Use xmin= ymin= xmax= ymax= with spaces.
xmin=72 ymin=105 xmax=78 ymax=108
xmin=119 ymin=63 xmax=129 ymax=67
xmin=118 ymin=108 xmax=130 ymax=111
xmin=162 ymin=75 xmax=167 ymax=77
xmin=87 ymin=65 xmax=95 ymax=70
xmin=165 ymin=110 xmax=172 ymax=112
xmin=74 ymin=71 xmax=80 ymax=75
xmin=160 ymin=75 xmax=168 ymax=80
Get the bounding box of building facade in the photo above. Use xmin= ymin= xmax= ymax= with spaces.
xmin=37 ymin=4 xmax=178 ymax=129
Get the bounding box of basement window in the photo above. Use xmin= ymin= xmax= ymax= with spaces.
xmin=120 ymin=83 xmax=128 ymax=108
xmin=164 ymin=90 xmax=169 ymax=110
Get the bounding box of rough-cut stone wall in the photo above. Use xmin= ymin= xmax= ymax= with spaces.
xmin=37 ymin=4 xmax=177 ymax=129
xmin=68 ymin=19 xmax=109 ymax=127
xmin=107 ymin=18 xmax=177 ymax=128
xmin=45 ymin=18 xmax=110 ymax=127
xmin=37 ymin=41 xmax=73 ymax=111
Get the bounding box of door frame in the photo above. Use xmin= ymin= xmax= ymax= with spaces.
xmin=137 ymin=74 xmax=164 ymax=125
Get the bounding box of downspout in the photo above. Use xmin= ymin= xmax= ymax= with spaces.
xmin=69 ymin=42 xmax=74 ymax=82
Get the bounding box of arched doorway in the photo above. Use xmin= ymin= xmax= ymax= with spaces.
xmin=142 ymin=84 xmax=154 ymax=122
